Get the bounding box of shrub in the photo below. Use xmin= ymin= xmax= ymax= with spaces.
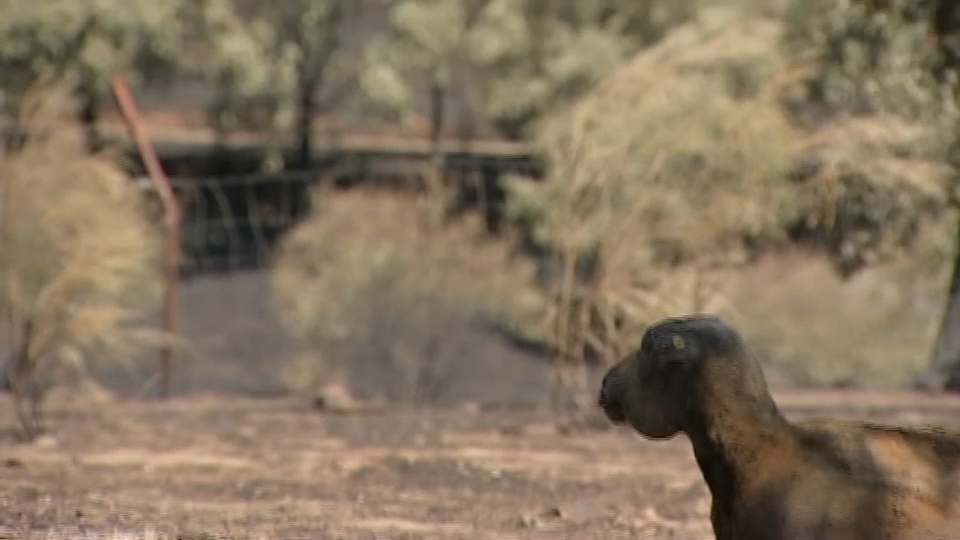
xmin=270 ymin=187 xmax=537 ymax=403
xmin=0 ymin=83 xmax=164 ymax=437
xmin=502 ymin=9 xmax=798 ymax=398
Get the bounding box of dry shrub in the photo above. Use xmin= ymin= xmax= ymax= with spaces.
xmin=513 ymin=8 xmax=797 ymax=258
xmin=0 ymin=83 xmax=163 ymax=436
xmin=503 ymin=3 xmax=960 ymax=392
xmin=503 ymin=7 xmax=798 ymax=402
xmin=734 ymin=0 xmax=958 ymax=386
xmin=777 ymin=0 xmax=959 ymax=276
xmin=270 ymin=187 xmax=537 ymax=403
xmin=790 ymin=115 xmax=957 ymax=275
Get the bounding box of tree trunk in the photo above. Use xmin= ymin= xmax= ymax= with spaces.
xmin=480 ymin=165 xmax=503 ymax=234
xmin=429 ymin=82 xmax=445 ymax=147
xmin=290 ymin=0 xmax=342 ymax=170
xmin=424 ymin=82 xmax=447 ymax=229
xmin=296 ymin=73 xmax=317 ymax=170
xmin=8 ymin=319 xmax=43 ymax=438
xmin=928 ymin=222 xmax=960 ymax=391
xmin=78 ymin=89 xmax=101 ymax=153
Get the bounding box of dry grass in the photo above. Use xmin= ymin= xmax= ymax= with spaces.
xmin=269 ymin=187 xmax=538 ymax=401
xmin=789 ymin=114 xmax=957 ymax=274
xmin=498 ymin=3 xmax=959 ymax=391
xmin=0 ymin=82 xmax=164 ymax=434
xmin=512 ymin=7 xmax=797 ymax=258
xmin=777 ymin=0 xmax=959 ymax=275
xmin=501 ymin=7 xmax=799 ymax=392
xmin=717 ymin=251 xmax=950 ymax=388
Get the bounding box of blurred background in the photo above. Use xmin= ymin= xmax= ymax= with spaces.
xmin=3 ymin=0 xmax=960 ymax=416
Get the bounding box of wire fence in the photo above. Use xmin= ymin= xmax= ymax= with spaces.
xmin=141 ymin=152 xmax=544 ymax=275
xmin=163 ymin=171 xmax=315 ymax=274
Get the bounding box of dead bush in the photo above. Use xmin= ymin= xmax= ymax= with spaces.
xmin=0 ymin=83 xmax=164 ymax=438
xmin=502 ymin=3 xmax=960 ymax=395
xmin=780 ymin=0 xmax=959 ymax=275
xmin=789 ymin=115 xmax=957 ymax=275
xmin=270 ymin=187 xmax=538 ymax=404
xmin=503 ymin=7 xmax=798 ymax=406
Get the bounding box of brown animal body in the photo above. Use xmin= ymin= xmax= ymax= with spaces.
xmin=597 ymin=314 xmax=960 ymax=540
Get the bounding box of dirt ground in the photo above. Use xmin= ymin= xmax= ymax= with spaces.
xmin=3 ymin=390 xmax=960 ymax=540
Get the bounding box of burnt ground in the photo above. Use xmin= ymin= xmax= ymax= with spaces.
xmin=2 ymin=390 xmax=960 ymax=540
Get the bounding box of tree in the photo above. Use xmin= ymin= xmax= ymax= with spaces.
xmin=358 ymin=0 xmax=700 ymax=141
xmin=198 ymin=7 xmax=292 ymax=148
xmin=360 ymin=0 xmax=483 ymax=144
xmin=502 ymin=0 xmax=960 ymax=402
xmin=201 ymin=0 xmax=354 ymax=169
xmin=284 ymin=0 xmax=349 ymax=168
xmin=357 ymin=0 xmax=698 ymax=230
xmin=0 ymin=0 xmax=191 ymax=150
xmin=358 ymin=0 xmax=502 ymax=226
xmin=502 ymin=7 xmax=797 ymax=410
xmin=469 ymin=0 xmax=697 ymax=139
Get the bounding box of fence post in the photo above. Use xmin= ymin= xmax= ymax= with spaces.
xmin=110 ymin=76 xmax=181 ymax=399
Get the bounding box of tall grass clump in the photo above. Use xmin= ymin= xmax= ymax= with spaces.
xmin=0 ymin=83 xmax=164 ymax=438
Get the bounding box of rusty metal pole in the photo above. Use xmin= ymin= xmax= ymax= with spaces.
xmin=110 ymin=76 xmax=181 ymax=399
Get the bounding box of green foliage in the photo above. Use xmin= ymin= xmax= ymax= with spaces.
xmin=360 ymin=42 xmax=414 ymax=117
xmin=0 ymin=0 xmax=351 ymax=153
xmin=0 ymin=0 xmax=191 ymax=111
xmin=470 ymin=0 xmax=699 ymax=138
xmin=781 ymin=0 xmax=960 ymax=274
xmin=204 ymin=13 xmax=297 ymax=135
xmin=359 ymin=0 xmax=482 ymax=128
xmin=359 ymin=0 xmax=698 ymax=139
xmin=205 ymin=0 xmax=352 ymax=138
xmin=387 ymin=0 xmax=466 ymax=85
xmin=783 ymin=0 xmax=957 ymax=124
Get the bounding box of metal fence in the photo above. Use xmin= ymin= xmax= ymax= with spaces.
xmin=136 ymin=149 xmax=544 ymax=275
xmin=166 ymin=171 xmax=314 ymax=273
